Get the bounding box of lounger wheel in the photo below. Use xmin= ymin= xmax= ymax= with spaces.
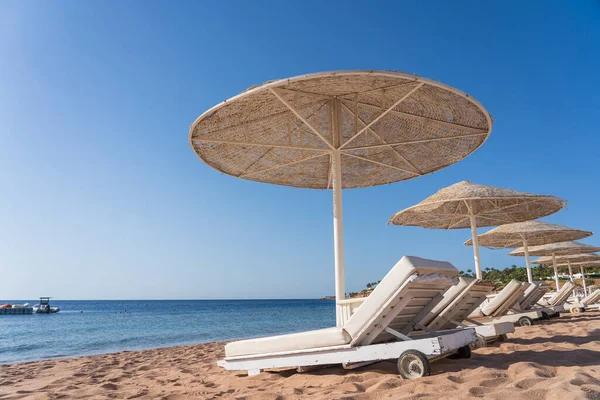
xmin=541 ymin=312 xmax=550 ymax=320
xmin=470 ymin=334 xmax=487 ymax=349
xmin=397 ymin=350 xmax=430 ymax=379
xmin=497 ymin=334 xmax=508 ymax=342
xmin=518 ymin=316 xmax=533 ymax=326
xmin=570 ymin=307 xmax=581 ymax=314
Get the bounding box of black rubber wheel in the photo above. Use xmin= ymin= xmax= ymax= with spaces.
xmin=518 ymin=316 xmax=533 ymax=326
xmin=554 ymin=312 xmax=561 ymax=318
xmin=397 ymin=350 xmax=431 ymax=379
xmin=447 ymin=345 xmax=472 ymax=360
xmin=541 ymin=312 xmax=550 ymax=320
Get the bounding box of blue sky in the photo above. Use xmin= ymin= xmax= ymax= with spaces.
xmin=1 ymin=1 xmax=598 ymax=299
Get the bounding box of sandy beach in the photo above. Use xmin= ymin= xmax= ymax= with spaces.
xmin=0 ymin=311 xmax=598 ymax=400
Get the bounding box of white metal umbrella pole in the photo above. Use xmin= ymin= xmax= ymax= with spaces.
xmin=522 ymin=239 xmax=534 ymax=284
xmin=331 ymin=99 xmax=345 ymax=327
xmin=580 ymin=266 xmax=587 ymax=296
xmin=567 ymin=261 xmax=575 ymax=297
xmin=468 ymin=213 xmax=483 ymax=279
xmin=552 ymin=253 xmax=560 ymax=290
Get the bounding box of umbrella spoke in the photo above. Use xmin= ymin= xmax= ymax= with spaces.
xmin=340 ymin=83 xmax=424 ymax=149
xmin=343 ymin=132 xmax=488 ymax=150
xmin=239 ymin=152 xmax=329 ymax=178
xmin=348 ymin=101 xmax=489 ymax=134
xmin=193 ymin=138 xmax=326 ymax=152
xmin=341 ymin=153 xmax=421 ymax=176
xmin=269 ymin=88 xmax=335 ymax=150
xmin=339 ymin=102 xmax=422 ymax=175
xmin=448 ymin=216 xmax=470 ymax=229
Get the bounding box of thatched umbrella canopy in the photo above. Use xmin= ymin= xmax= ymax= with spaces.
xmin=389 ymin=181 xmax=566 ymax=279
xmin=534 ymin=253 xmax=600 ymax=287
xmin=465 ymin=220 xmax=592 ymax=287
xmin=555 ymin=260 xmax=600 ymax=296
xmin=533 ymin=253 xmax=600 ymax=265
xmin=510 ymin=241 xmax=600 ymax=257
xmin=510 ymin=241 xmax=600 ymax=283
xmin=189 ymin=70 xmax=493 ymax=326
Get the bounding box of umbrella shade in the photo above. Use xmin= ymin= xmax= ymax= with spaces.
xmin=190 ymin=71 xmax=492 ymax=189
xmin=555 ymin=261 xmax=600 ymax=296
xmin=388 ymin=181 xmax=565 ymax=229
xmin=533 ymin=253 xmax=600 ymax=265
xmin=510 ymin=241 xmax=600 ymax=257
xmin=388 ymin=181 xmax=566 ymax=280
xmin=190 ymin=70 xmax=493 ymax=326
xmin=464 ymin=221 xmax=592 ymax=249
xmin=465 ymin=220 xmax=592 ymax=287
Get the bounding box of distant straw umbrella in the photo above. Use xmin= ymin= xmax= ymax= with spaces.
xmin=534 ymin=253 xmax=600 ymax=292
xmin=388 ymin=181 xmax=566 ymax=279
xmin=511 ymin=241 xmax=600 ymax=284
xmin=555 ymin=260 xmax=600 ymax=296
xmin=465 ymin=221 xmax=592 ymax=285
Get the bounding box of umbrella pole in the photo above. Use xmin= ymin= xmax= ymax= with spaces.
xmin=567 ymin=261 xmax=575 ymax=297
xmin=580 ymin=266 xmax=587 ymax=296
xmin=522 ymin=239 xmax=534 ymax=284
xmin=552 ymin=253 xmax=560 ymax=290
xmin=331 ymin=100 xmax=345 ymax=327
xmin=468 ymin=215 xmax=482 ymax=279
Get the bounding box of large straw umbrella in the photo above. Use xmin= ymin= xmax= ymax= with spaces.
xmin=533 ymin=253 xmax=600 ymax=291
xmin=388 ymin=181 xmax=566 ymax=279
xmin=189 ymin=71 xmax=493 ymax=325
xmin=465 ymin=221 xmax=592 ymax=285
xmin=555 ymin=260 xmax=600 ymax=296
xmin=510 ymin=241 xmax=600 ymax=285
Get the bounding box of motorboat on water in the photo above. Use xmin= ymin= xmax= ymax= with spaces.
xmin=32 ymin=297 xmax=60 ymax=313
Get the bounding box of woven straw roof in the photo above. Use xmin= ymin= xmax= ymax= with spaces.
xmin=464 ymin=220 xmax=593 ymax=249
xmin=533 ymin=253 xmax=600 ymax=265
xmin=510 ymin=241 xmax=600 ymax=257
xmin=189 ymin=71 xmax=492 ymax=189
xmin=556 ymin=261 xmax=600 ymax=268
xmin=388 ymin=181 xmax=566 ymax=229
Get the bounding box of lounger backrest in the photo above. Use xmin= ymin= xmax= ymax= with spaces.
xmin=581 ymin=288 xmax=600 ymax=306
xmin=478 ymin=280 xmax=522 ymax=317
xmin=519 ymin=281 xmax=551 ymax=310
xmin=425 ymin=278 xmax=494 ymax=330
xmin=344 ymin=255 xmax=458 ymax=346
xmin=546 ymin=281 xmax=575 ymax=306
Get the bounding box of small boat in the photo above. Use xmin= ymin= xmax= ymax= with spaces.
xmin=33 ymin=297 xmax=60 ymax=314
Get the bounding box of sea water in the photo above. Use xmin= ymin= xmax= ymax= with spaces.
xmin=0 ymin=299 xmax=335 ymax=364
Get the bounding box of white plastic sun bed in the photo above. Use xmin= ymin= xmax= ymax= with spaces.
xmin=538 ymin=280 xmax=575 ymax=313
xmin=469 ymin=280 xmax=544 ymax=326
xmin=513 ymin=281 xmax=561 ymax=318
xmin=218 ymin=256 xmax=477 ymax=379
xmin=566 ymin=287 xmax=600 ymax=313
xmin=418 ymin=278 xmax=515 ymax=348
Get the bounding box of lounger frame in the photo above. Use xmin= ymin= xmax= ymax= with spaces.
xmin=218 ymin=329 xmax=475 ymax=376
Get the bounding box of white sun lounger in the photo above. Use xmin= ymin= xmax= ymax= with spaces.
xmin=469 ymin=280 xmax=544 ymax=326
xmin=418 ymin=278 xmax=514 ymax=347
xmin=539 ymin=280 xmax=575 ymax=313
xmin=218 ymin=256 xmax=477 ymax=379
xmin=513 ymin=281 xmax=561 ymax=318
xmin=566 ymin=287 xmax=600 ymax=313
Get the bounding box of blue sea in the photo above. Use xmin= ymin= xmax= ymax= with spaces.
xmin=0 ymin=299 xmax=335 ymax=364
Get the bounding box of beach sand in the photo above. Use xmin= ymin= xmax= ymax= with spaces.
xmin=1 ymin=311 xmax=599 ymax=400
